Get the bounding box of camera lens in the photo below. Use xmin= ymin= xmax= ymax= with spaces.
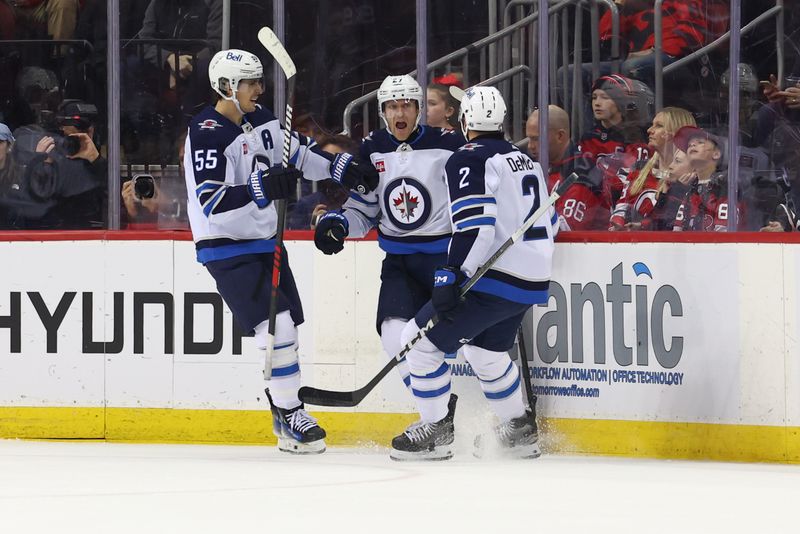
xmin=133 ymin=174 xmax=156 ymax=200
xmin=60 ymin=135 xmax=81 ymax=156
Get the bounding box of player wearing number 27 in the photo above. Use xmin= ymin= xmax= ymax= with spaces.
xmin=314 ymin=75 xmax=464 ymax=391
xmin=389 ymin=86 xmax=558 ymax=461
xmin=184 ymin=49 xmax=378 ymax=455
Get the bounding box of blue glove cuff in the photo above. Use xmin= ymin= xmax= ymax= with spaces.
xmin=330 ymin=153 xmax=354 ymax=184
xmin=248 ymin=170 xmax=270 ymax=209
xmin=318 ymin=210 xmax=349 ymax=232
xmin=434 ymin=268 xmax=457 ymax=287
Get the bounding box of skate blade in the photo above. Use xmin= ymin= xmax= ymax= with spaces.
xmin=277 ymin=437 xmax=326 ymax=455
xmin=474 ymin=440 xmax=541 ymax=460
xmin=390 ymin=446 xmax=453 ymax=462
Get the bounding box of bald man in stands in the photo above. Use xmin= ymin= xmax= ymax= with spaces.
xmin=526 ymin=106 xmax=610 ymax=231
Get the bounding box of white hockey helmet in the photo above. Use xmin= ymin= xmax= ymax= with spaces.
xmin=208 ymin=49 xmax=264 ymax=101
xmin=458 ymin=85 xmax=507 ymax=138
xmin=377 ymin=74 xmax=424 ymax=130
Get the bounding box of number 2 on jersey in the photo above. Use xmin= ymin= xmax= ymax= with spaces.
xmin=521 ymin=174 xmax=547 ymax=240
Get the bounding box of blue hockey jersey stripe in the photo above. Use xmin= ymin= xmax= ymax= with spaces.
xmin=196 ymin=181 xmax=222 ymax=200
xmin=452 ymin=206 xmax=484 ymax=224
xmin=202 ymin=187 xmax=227 ymax=217
xmin=451 ymin=196 xmax=496 ymax=213
xmin=271 ymin=362 xmax=300 ymax=378
xmin=410 ymin=362 xmax=449 ymax=380
xmin=412 ymin=382 xmax=451 ymax=399
xmin=472 ymin=277 xmax=549 ymax=305
xmin=456 ymin=216 xmax=496 ymax=230
xmin=478 ymin=361 xmax=514 ymax=384
xmin=378 ymin=235 xmax=450 ymax=254
xmin=484 ymin=374 xmax=520 ymax=399
xmin=550 ymin=211 xmax=558 ymax=225
xmin=196 ymin=239 xmax=276 ymax=264
xmin=349 ymin=192 xmax=379 ymax=205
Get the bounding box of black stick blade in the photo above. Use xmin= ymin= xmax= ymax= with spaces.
xmin=298 ymin=386 xmax=361 ymax=408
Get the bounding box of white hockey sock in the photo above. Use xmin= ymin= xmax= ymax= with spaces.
xmin=381 ymin=318 xmax=412 ymax=389
xmin=401 ymin=320 xmax=450 ymax=423
xmin=463 ymin=345 xmax=526 ymax=421
xmin=256 ymin=311 xmax=301 ymax=410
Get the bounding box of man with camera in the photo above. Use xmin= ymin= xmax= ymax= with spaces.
xmin=24 ymin=99 xmax=107 ymax=228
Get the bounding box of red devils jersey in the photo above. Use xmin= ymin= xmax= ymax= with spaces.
xmin=578 ymin=124 xmax=627 ymax=161
xmin=610 ymin=169 xmax=660 ymax=229
xmin=599 ymin=0 xmax=707 ymax=57
xmin=673 ymin=175 xmax=740 ymax=232
xmin=547 ymin=145 xmax=610 ymax=231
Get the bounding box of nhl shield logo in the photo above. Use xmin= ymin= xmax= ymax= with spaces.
xmin=383 ymin=177 xmax=432 ymax=231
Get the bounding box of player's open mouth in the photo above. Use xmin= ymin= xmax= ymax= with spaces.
xmin=395 ymin=121 xmax=408 ymax=129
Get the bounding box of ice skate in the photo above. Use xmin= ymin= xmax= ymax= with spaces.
xmin=474 ymin=409 xmax=541 ymax=459
xmin=390 ymin=394 xmax=457 ymax=461
xmin=266 ymin=390 xmax=327 ymax=454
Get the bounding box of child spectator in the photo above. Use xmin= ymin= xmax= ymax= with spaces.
xmin=426 ymin=83 xmax=460 ymax=130
xmin=671 ymin=125 xmax=740 ymax=232
xmin=579 ymin=75 xmax=653 ymax=206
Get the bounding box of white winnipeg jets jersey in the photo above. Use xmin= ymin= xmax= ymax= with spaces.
xmin=342 ymin=126 xmax=464 ymax=254
xmin=445 ymin=135 xmax=558 ymax=304
xmin=184 ymin=105 xmax=332 ymax=264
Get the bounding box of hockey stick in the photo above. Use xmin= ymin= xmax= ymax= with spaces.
xmin=298 ymin=172 xmax=578 ymax=407
xmin=516 ymin=322 xmax=535 ymax=408
xmin=257 ymin=27 xmax=297 ymax=380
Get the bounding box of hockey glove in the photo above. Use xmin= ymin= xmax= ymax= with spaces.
xmin=432 ymin=266 xmax=467 ymax=322
xmin=248 ymin=165 xmax=302 ymax=208
xmin=314 ymin=211 xmax=349 ymax=255
xmin=330 ymin=153 xmax=379 ymax=195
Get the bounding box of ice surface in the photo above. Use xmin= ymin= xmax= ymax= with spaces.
xmin=0 ymin=439 xmax=797 ymax=533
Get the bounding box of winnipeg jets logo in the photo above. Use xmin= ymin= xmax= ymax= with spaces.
xmin=383 ymin=177 xmax=432 ymax=231
xmin=392 ymin=183 xmax=420 ymax=221
xmin=198 ymin=119 xmax=222 ymax=130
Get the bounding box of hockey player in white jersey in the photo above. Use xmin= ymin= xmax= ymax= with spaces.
xmin=313 ymin=75 xmax=464 ymax=391
xmin=389 ymin=86 xmax=558 ymax=461
xmin=185 ymin=49 xmax=378 ymax=454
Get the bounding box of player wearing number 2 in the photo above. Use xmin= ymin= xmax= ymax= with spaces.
xmin=313 ymin=75 xmax=464 ymax=392
xmin=389 ymin=86 xmax=558 ymax=461
xmin=184 ymin=49 xmax=378 ymax=454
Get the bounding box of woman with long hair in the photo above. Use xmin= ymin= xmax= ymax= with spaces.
xmin=609 ymin=107 xmax=696 ymax=230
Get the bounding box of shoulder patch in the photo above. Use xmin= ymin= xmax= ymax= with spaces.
xmin=459 ymin=142 xmax=483 ymax=151
xmin=198 ymin=119 xmax=223 ymax=131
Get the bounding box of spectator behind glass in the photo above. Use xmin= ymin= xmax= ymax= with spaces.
xmin=579 ymin=75 xmax=653 ymax=207
xmin=122 ymin=130 xmax=188 ymax=229
xmin=138 ymin=0 xmax=222 ymax=93
xmin=526 ymin=105 xmax=609 ymax=230
xmin=0 ymin=123 xmax=26 ymax=228
xmin=599 ymin=0 xmax=706 ymax=85
xmin=10 ymin=0 xmax=78 ymax=42
xmin=426 ymin=84 xmax=460 ymax=130
xmin=610 ymin=106 xmax=696 ymax=230
xmin=755 ymin=57 xmax=800 ymax=211
xmin=15 ymin=99 xmax=108 ymax=229
xmin=671 ymin=126 xmax=740 ymax=232
xmin=556 ymin=0 xmax=707 ymax=114
xmin=286 ymin=134 xmax=354 ymax=230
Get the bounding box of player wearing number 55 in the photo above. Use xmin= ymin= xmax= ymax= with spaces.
xmin=183 ymin=48 xmax=378 ymax=455
xmin=389 ymin=86 xmax=559 ymax=461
